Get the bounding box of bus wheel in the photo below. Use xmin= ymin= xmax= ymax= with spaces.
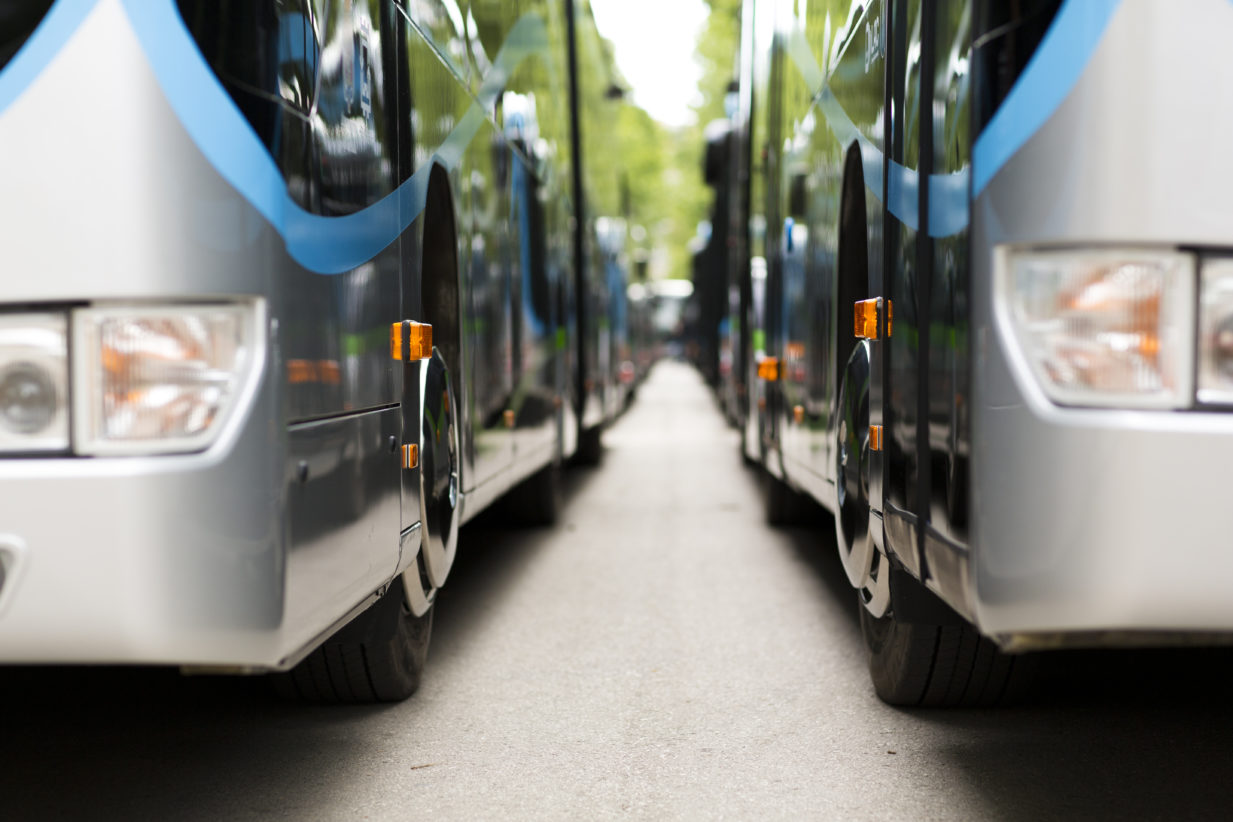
xmin=503 ymin=459 xmax=562 ymax=525
xmin=576 ymin=424 xmax=603 ymax=465
xmin=858 ymin=576 xmax=1036 ymax=707
xmin=419 ymin=347 xmax=461 ymax=591
xmin=834 ymin=340 xmax=888 ymax=613
xmin=271 ymin=581 xmax=433 ymax=703
xmin=764 ymin=470 xmax=813 ymax=525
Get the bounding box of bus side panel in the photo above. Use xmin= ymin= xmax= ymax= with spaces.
xmin=279 ymin=0 xmax=406 ymax=645
xmin=571 ymin=1 xmax=626 ymax=433
xmin=462 ymin=112 xmax=516 ymax=496
xmin=883 ymin=0 xmax=925 ymax=579
xmin=811 ymin=1 xmax=888 ymax=504
xmin=775 ymin=0 xmax=810 ymax=490
xmin=923 ymin=0 xmax=972 ymax=601
xmin=746 ymin=0 xmax=782 ymax=476
xmin=777 ymin=4 xmax=819 ymax=494
xmin=496 ymin=0 xmax=574 ymax=473
xmin=734 ymin=0 xmax=760 ymax=465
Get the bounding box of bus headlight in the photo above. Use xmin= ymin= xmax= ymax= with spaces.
xmin=997 ymin=249 xmax=1195 ymax=409
xmin=0 ymin=313 xmax=69 ymax=453
xmin=1198 ymin=260 xmax=1233 ymax=404
xmin=73 ymin=302 xmax=262 ymax=455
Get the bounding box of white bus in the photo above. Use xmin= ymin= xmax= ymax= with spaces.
xmin=729 ymin=0 xmax=1233 ymax=705
xmin=0 ymin=0 xmax=631 ymax=702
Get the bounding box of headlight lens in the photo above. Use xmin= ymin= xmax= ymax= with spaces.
xmin=73 ymin=303 xmax=261 ymax=455
xmin=997 ymin=249 xmax=1195 ymax=409
xmin=0 ymin=313 xmax=69 ymax=452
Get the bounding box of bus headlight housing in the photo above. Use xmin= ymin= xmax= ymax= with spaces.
xmin=73 ymin=302 xmax=262 ymax=455
xmin=997 ymin=249 xmax=1195 ymax=409
xmin=0 ymin=313 xmax=69 ymax=453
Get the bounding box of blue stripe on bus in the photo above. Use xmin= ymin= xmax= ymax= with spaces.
xmin=970 ymin=0 xmax=1120 ymax=196
xmin=817 ymin=86 xmax=969 ymax=239
xmin=802 ymin=0 xmax=1121 ymax=236
xmin=0 ymin=0 xmax=549 ymax=275
xmin=122 ymin=0 xmax=548 ymax=274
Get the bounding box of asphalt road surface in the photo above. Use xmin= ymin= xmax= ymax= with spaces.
xmin=3 ymin=360 xmax=1233 ymax=820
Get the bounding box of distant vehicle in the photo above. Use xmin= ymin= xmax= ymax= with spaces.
xmin=730 ymin=0 xmax=1233 ymax=705
xmin=0 ymin=0 xmax=630 ymax=702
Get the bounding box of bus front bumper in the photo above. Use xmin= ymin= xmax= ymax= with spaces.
xmin=972 ymin=399 xmax=1233 ymax=646
xmin=0 ymin=404 xmax=288 ymax=669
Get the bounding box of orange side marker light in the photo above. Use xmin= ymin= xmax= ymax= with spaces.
xmin=855 ymin=299 xmax=880 ymax=339
xmin=391 ymin=321 xmax=433 ymax=360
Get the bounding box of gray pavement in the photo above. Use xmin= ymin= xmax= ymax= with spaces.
xmin=3 ymin=360 xmax=1233 ymax=820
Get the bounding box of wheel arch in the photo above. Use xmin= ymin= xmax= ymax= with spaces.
xmin=420 ymin=163 xmax=462 ymax=386
xmin=834 ymin=140 xmax=869 ymax=422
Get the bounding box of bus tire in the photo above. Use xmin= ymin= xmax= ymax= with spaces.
xmin=858 ymin=582 xmax=1036 ymax=707
xmin=272 ymin=582 xmax=433 ymax=704
xmin=764 ymin=471 xmax=812 ymax=525
xmin=576 ymin=424 xmax=603 ymax=465
xmin=504 ymin=460 xmax=562 ymax=525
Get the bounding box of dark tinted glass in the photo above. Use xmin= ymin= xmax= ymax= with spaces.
xmin=0 ymin=2 xmax=55 ymax=71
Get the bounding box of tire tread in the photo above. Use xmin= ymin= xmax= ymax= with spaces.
xmin=861 ymin=594 xmax=1036 ymax=708
xmin=272 ymin=586 xmax=433 ymax=705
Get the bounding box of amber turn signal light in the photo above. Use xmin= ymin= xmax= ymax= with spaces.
xmin=868 ymin=425 xmax=883 ymax=451
xmin=757 ymin=357 xmax=780 ymax=381
xmin=390 ymin=321 xmax=433 ymax=360
xmin=854 ymin=298 xmax=892 ymax=340
xmin=402 ymin=443 xmax=418 ymax=469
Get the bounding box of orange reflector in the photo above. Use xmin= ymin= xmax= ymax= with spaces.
xmin=793 ymin=404 xmax=805 ymax=424
xmin=317 ymin=359 xmax=341 ymax=385
xmin=503 ymin=409 xmax=515 ymax=428
xmin=389 ymin=323 xmax=402 ymax=359
xmin=408 ymin=322 xmax=432 ymax=359
xmin=869 ymin=425 xmax=883 ymax=451
xmin=401 ymin=443 xmax=418 ymax=469
xmin=757 ymin=357 xmax=780 ymax=381
xmin=287 ymin=359 xmax=314 ymax=384
xmin=886 ymin=300 xmax=893 ymax=338
xmin=390 ymin=321 xmax=433 ymax=360
xmin=855 ymin=299 xmax=880 ymax=339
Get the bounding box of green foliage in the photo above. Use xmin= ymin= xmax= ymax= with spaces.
xmin=694 ymin=0 xmax=742 ymax=127
xmin=597 ymin=0 xmax=744 ymax=281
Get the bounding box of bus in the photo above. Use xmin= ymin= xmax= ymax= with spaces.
xmin=0 ymin=0 xmax=630 ymax=702
xmin=730 ymin=0 xmax=1233 ymax=706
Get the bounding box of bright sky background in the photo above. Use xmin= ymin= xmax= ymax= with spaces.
xmin=590 ymin=0 xmax=709 ymax=128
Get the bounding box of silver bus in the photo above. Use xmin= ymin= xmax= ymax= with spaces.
xmin=0 ymin=0 xmax=629 ymax=702
xmin=727 ymin=0 xmax=1233 ymax=705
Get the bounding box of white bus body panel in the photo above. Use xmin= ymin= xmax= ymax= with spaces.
xmin=971 ymin=0 xmax=1233 ymax=639
xmin=0 ymin=1 xmax=402 ymax=667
